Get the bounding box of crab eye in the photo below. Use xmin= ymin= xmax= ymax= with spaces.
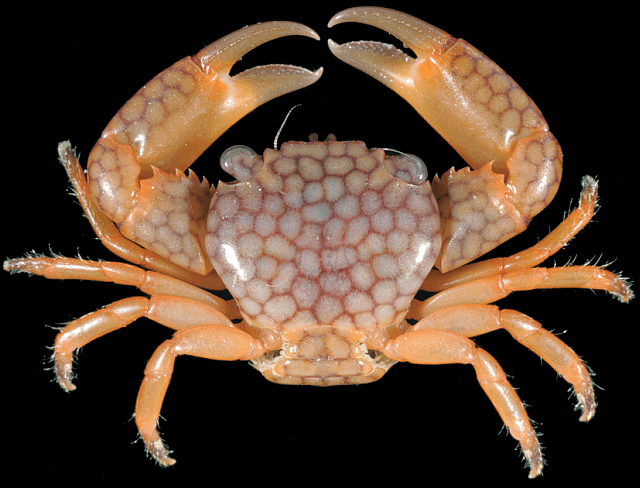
xmin=383 ymin=152 xmax=428 ymax=185
xmin=220 ymin=145 xmax=263 ymax=181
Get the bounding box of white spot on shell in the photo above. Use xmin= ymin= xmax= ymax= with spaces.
xmin=350 ymin=262 xmax=375 ymax=290
xmin=323 ymin=176 xmax=345 ymax=201
xmin=238 ymin=233 xmax=263 ymax=258
xmin=374 ymin=305 xmax=396 ymax=323
xmin=355 ymin=312 xmax=376 ymax=329
xmin=292 ymin=278 xmax=320 ymax=308
xmin=344 ymin=216 xmax=370 ymax=246
xmin=371 ymin=280 xmax=398 ymax=304
xmin=239 ymin=297 xmax=261 ymax=316
xmin=304 ymin=182 xmax=324 ymax=203
xmin=387 ymin=230 xmax=409 ymax=254
xmin=372 ymin=254 xmax=399 ymax=279
xmin=361 ymin=190 xmax=381 ymax=215
xmin=315 ymin=295 xmax=342 ymax=323
xmin=264 ymin=194 xmax=285 ymax=216
xmin=298 ymin=250 xmax=321 ymax=277
xmin=255 ymin=215 xmax=276 ymax=236
xmin=256 ymin=255 xmax=278 ymax=280
xmin=264 ymin=295 xmax=296 ymax=322
xmin=334 ymin=195 xmax=359 ymax=220
xmin=345 ymin=292 xmax=374 ymax=313
xmin=372 ymin=209 xmax=394 ymax=233
xmin=279 ymin=211 xmax=302 ymax=239
xmin=265 ymin=236 xmax=295 ymax=260
xmin=303 ymin=202 xmax=332 ymax=223
xmin=346 ymin=171 xmax=367 ymax=194
xmin=247 ymin=279 xmax=272 ymax=304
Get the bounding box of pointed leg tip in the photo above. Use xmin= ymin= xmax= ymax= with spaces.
xmin=577 ymin=391 xmax=596 ymax=422
xmin=144 ymin=435 xmax=176 ymax=467
xmin=55 ymin=358 xmax=77 ymax=392
xmin=525 ymin=444 xmax=544 ymax=478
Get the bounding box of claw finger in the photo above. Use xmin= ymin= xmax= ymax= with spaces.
xmin=328 ymin=6 xmax=551 ymax=173
xmin=231 ymin=64 xmax=323 ymax=113
xmin=328 ymin=6 xmax=453 ymax=58
xmin=327 ymin=7 xmax=456 ymax=91
xmin=195 ymin=21 xmax=320 ymax=73
xmin=327 ymin=38 xmax=414 ymax=87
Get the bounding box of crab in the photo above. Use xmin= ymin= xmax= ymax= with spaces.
xmin=5 ymin=6 xmax=632 ymax=478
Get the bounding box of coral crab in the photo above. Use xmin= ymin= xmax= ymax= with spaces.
xmin=5 ymin=5 xmax=632 ymax=479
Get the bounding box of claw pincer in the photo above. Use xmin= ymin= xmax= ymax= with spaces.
xmin=87 ymin=22 xmax=322 ymax=275
xmin=329 ymin=7 xmax=562 ymax=271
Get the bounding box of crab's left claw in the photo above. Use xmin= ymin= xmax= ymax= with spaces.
xmin=86 ymin=22 xmax=322 ymax=277
xmin=329 ymin=7 xmax=563 ymax=272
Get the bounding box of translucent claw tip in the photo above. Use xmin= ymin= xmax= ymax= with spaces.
xmin=328 ymin=6 xmax=454 ymax=58
xmin=195 ymin=21 xmax=320 ymax=74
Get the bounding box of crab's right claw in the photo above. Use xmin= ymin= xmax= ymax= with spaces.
xmin=194 ymin=22 xmax=323 ymax=136
xmin=98 ymin=21 xmax=323 ymax=181
xmin=329 ymin=7 xmax=562 ymax=272
xmin=328 ymin=7 xmax=556 ymax=174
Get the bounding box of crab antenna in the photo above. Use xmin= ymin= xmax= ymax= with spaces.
xmin=274 ymin=104 xmax=302 ymax=149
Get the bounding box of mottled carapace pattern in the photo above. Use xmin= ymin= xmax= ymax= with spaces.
xmin=206 ymin=140 xmax=441 ymax=383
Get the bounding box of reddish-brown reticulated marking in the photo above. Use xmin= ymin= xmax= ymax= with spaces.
xmin=205 ymin=141 xmax=441 ymax=332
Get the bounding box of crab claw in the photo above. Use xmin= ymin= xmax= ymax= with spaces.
xmin=100 ymin=21 xmax=322 ymax=180
xmin=90 ymin=21 xmax=322 ymax=201
xmin=328 ymin=7 xmax=509 ymax=170
xmin=193 ymin=21 xmax=323 ymax=134
xmin=329 ymin=7 xmax=563 ymax=272
xmin=328 ymin=7 xmax=557 ymax=175
xmin=85 ymin=22 xmax=322 ymax=276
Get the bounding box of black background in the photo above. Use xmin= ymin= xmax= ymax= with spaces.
xmin=5 ymin=2 xmax=634 ymax=484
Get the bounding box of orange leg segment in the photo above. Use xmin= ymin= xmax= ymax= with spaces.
xmin=382 ymin=329 xmax=542 ymax=478
xmin=411 ymin=304 xmax=594 ymax=422
xmin=4 ymin=256 xmax=227 ymax=311
xmin=135 ymin=325 xmax=266 ymax=465
xmin=49 ymin=293 xmax=237 ymax=391
xmin=412 ymin=265 xmax=631 ymax=319
xmin=422 ymin=175 xmax=600 ymax=292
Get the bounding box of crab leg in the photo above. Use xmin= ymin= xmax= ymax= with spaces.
xmin=329 ymin=7 xmax=562 ymax=271
xmin=47 ymin=294 xmax=238 ymax=392
xmin=86 ymin=23 xmax=322 ymax=276
xmin=411 ymin=304 xmax=595 ymax=421
xmin=422 ymin=176 xmax=600 ymax=291
xmin=381 ymin=329 xmax=542 ymax=478
xmin=3 ymin=256 xmax=227 ymax=311
xmin=136 ymin=325 xmax=266 ymax=465
xmin=412 ymin=265 xmax=632 ymax=319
